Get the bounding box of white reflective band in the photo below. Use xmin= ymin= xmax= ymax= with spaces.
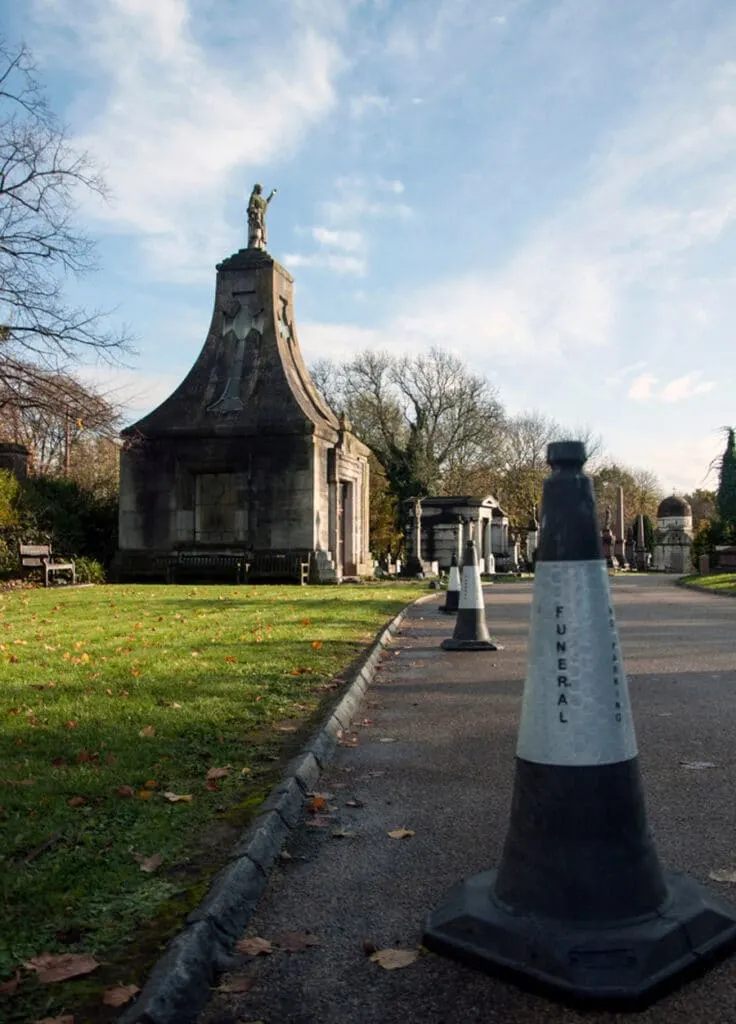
xmin=516 ymin=560 xmax=638 ymax=767
xmin=448 ymin=565 xmax=461 ymax=589
xmin=459 ymin=562 xmax=484 ymax=610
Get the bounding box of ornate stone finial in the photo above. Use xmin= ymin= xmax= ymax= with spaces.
xmin=247 ymin=183 xmax=278 ymax=250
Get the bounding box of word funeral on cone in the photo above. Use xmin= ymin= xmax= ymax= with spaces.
xmin=424 ymin=440 xmax=736 ymax=1002
xmin=441 ymin=539 xmax=501 ymax=651
xmin=440 ymin=552 xmax=461 ymax=614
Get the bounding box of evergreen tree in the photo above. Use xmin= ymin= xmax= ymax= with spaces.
xmin=716 ymin=427 xmax=736 ymax=540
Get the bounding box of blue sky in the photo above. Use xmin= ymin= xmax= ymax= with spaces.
xmin=4 ymin=0 xmax=736 ymax=492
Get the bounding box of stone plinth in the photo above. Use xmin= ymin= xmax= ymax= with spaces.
xmin=117 ymin=248 xmax=372 ymax=582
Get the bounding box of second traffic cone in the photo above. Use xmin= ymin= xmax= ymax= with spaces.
xmin=424 ymin=440 xmax=736 ymax=1001
xmin=439 ymin=552 xmax=461 ymax=614
xmin=441 ymin=539 xmax=501 ymax=650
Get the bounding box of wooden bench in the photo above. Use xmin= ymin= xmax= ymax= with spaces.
xmin=246 ymin=551 xmax=311 ymax=585
xmin=173 ymin=553 xmax=245 ymax=584
xmin=19 ymin=544 xmax=76 ymax=587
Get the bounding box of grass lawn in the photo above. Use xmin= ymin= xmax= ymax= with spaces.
xmin=0 ymin=581 xmax=421 ymax=1021
xmin=680 ymin=572 xmax=736 ymax=595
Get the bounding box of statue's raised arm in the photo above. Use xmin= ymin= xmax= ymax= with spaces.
xmin=247 ymin=183 xmax=277 ymax=250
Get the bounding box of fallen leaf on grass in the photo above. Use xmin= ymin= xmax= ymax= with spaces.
xmin=224 ymin=656 xmax=237 ymax=663
xmin=24 ymin=952 xmax=100 ymax=983
xmin=387 ymin=828 xmax=415 ymax=840
xmin=273 ymin=931 xmax=320 ymax=953
xmin=369 ymin=948 xmax=419 ymax=970
xmin=63 ymin=721 xmax=78 ymax=729
xmin=102 ymin=983 xmax=140 ymax=1007
xmin=311 ymin=640 xmax=323 ymax=649
xmin=33 ymin=1017 xmax=74 ymax=1024
xmin=206 ymin=766 xmax=231 ymax=781
xmin=709 ymin=868 xmax=736 ymax=883
xmin=0 ymin=969 xmax=20 ymax=996
xmin=67 ymin=796 xmax=86 ymax=807
xmin=331 ymin=828 xmax=357 ymax=839
xmin=235 ymin=936 xmax=273 ymax=956
xmin=134 ymin=852 xmax=164 ymax=873
xmin=289 ymin=666 xmax=311 ymax=676
xmin=116 ymin=785 xmax=135 ymax=798
xmin=139 ymin=725 xmax=156 ymax=738
xmin=163 ymin=791 xmax=193 ymax=803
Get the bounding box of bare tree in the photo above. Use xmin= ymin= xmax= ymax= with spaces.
xmin=0 ymin=38 xmax=131 ymax=383
xmin=0 ymin=361 xmax=121 ymax=477
xmin=312 ymin=347 xmax=505 ymax=502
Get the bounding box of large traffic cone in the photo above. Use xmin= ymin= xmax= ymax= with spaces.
xmin=439 ymin=552 xmax=461 ymax=614
xmin=440 ymin=539 xmax=501 ymax=651
xmin=424 ymin=440 xmax=736 ymax=1002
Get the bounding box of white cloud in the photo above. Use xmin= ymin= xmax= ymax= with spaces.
xmin=311 ymin=226 xmax=364 ymax=251
xmin=627 ymin=371 xmax=715 ymax=403
xmin=32 ymin=0 xmax=345 ymax=276
xmin=348 ymin=92 xmax=390 ymax=118
xmin=284 ymin=252 xmax=366 ymax=275
xmin=660 ymin=373 xmax=716 ymax=403
xmin=628 ymin=374 xmax=658 ymax=400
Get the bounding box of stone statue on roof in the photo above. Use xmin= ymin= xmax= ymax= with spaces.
xmin=247 ymin=183 xmax=278 ymax=250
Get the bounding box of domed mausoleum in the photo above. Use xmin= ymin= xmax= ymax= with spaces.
xmin=652 ymin=495 xmax=693 ymax=573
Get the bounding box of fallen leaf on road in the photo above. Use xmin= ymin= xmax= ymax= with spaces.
xmin=102 ymin=984 xmax=140 ymax=1007
xmin=163 ymin=791 xmax=193 ymax=803
xmin=345 ymin=799 xmax=364 ymax=808
xmin=134 ymin=852 xmax=164 ymax=873
xmin=388 ymin=828 xmax=415 ymax=840
xmin=205 ymin=766 xmax=231 ymax=781
xmin=680 ymin=761 xmax=717 ymax=770
xmin=331 ymin=828 xmax=357 ymax=839
xmin=379 ymin=737 xmax=397 ymax=743
xmin=235 ymin=936 xmax=273 ymax=956
xmin=709 ymin=868 xmax=736 ymax=883
xmin=304 ymin=815 xmax=331 ymax=828
xmin=273 ymin=931 xmax=320 ymax=952
xmin=218 ymin=973 xmax=257 ymax=994
xmin=24 ymin=952 xmax=100 ymax=983
xmin=369 ymin=948 xmax=419 ymax=970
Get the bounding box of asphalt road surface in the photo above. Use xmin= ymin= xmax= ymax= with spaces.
xmin=199 ymin=574 xmax=736 ymax=1024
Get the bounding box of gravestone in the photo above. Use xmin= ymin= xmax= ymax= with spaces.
xmin=116 ymin=186 xmax=372 ymax=582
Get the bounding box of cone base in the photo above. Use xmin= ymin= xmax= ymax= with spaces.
xmin=440 ymin=639 xmax=503 ymax=651
xmin=424 ymin=869 xmax=736 ymax=1004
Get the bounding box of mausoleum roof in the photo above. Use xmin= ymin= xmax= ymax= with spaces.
xmin=657 ymin=495 xmax=691 ymax=518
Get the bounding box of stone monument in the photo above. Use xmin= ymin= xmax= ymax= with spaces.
xmin=601 ymin=506 xmax=617 ymax=568
xmin=653 ymin=496 xmax=693 ymax=573
xmin=614 ymin=484 xmax=628 ymax=568
xmin=117 ymin=186 xmax=372 ymax=583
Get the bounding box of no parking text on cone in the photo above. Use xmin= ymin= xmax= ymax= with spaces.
xmin=441 ymin=539 xmax=501 ymax=651
xmin=440 ymin=552 xmax=461 ymax=614
xmin=424 ymin=440 xmax=736 ymax=1002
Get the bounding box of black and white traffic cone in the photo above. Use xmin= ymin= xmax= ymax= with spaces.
xmin=440 ymin=539 xmax=501 ymax=651
xmin=424 ymin=440 xmax=736 ymax=1002
xmin=440 ymin=553 xmax=461 ymax=614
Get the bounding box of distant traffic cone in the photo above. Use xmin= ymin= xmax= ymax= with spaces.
xmin=440 ymin=539 xmax=501 ymax=650
xmin=424 ymin=441 xmax=736 ymax=1001
xmin=439 ymin=553 xmax=461 ymax=614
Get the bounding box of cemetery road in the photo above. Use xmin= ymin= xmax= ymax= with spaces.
xmin=199 ymin=574 xmax=736 ymax=1024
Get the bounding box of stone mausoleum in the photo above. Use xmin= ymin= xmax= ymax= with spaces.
xmin=403 ymin=495 xmax=514 ymax=574
xmin=652 ymin=495 xmax=693 ymax=573
xmin=117 ymin=187 xmax=372 ymax=583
